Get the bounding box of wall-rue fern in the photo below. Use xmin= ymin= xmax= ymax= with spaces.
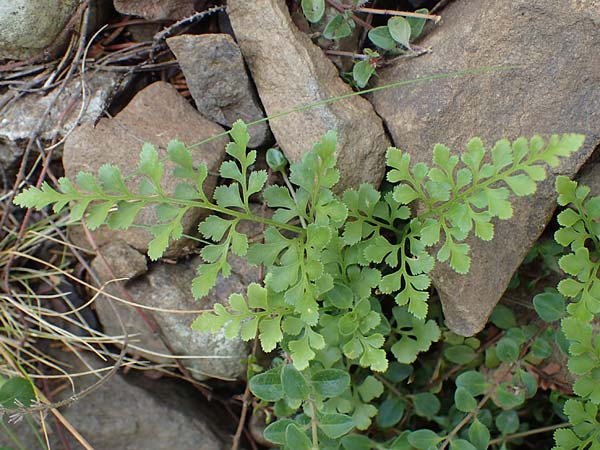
xmin=14 ymin=122 xmax=590 ymax=449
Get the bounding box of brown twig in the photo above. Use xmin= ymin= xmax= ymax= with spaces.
xmin=325 ymin=0 xmax=373 ymax=30
xmin=355 ymin=7 xmax=441 ymax=23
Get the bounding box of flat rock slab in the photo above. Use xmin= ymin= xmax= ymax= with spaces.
xmin=167 ymin=33 xmax=272 ymax=148
xmin=113 ymin=0 xmax=194 ymax=20
xmin=1 ymin=349 xmax=227 ymax=449
xmin=92 ymin=253 xmax=254 ymax=381
xmin=227 ymin=0 xmax=390 ymax=191
xmin=370 ymin=0 xmax=600 ymax=335
xmin=64 ymin=81 xmax=228 ymax=258
xmin=0 ymin=72 xmax=121 ymax=171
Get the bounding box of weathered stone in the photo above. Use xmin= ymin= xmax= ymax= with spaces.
xmin=167 ymin=33 xmax=272 ymax=148
xmin=64 ymin=81 xmax=228 ymax=258
xmin=0 ymin=0 xmax=78 ymax=60
xmin=113 ymin=0 xmax=194 ymax=20
xmin=227 ymin=0 xmax=390 ymax=191
xmin=91 ymin=240 xmax=147 ymax=281
xmin=93 ymin=253 xmax=255 ymax=380
xmin=1 ymin=349 xmax=227 ymax=449
xmin=0 ymin=72 xmax=122 ymax=171
xmin=370 ymin=0 xmax=600 ymax=336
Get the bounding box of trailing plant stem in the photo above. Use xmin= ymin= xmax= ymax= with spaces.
xmin=488 ymin=422 xmax=569 ymax=446
xmin=439 ymin=393 xmax=492 ymax=450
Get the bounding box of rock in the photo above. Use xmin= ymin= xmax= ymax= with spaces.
xmin=63 ymin=81 xmax=228 ymax=258
xmin=1 ymin=349 xmax=227 ymax=449
xmin=0 ymin=71 xmax=122 ymax=172
xmin=92 ymin=252 xmax=256 ymax=380
xmin=113 ymin=0 xmax=195 ymax=20
xmin=167 ymin=33 xmax=272 ymax=148
xmin=227 ymin=0 xmax=390 ymax=192
xmin=0 ymin=0 xmax=78 ymax=60
xmin=370 ymin=0 xmax=600 ymax=336
xmin=91 ymin=240 xmax=148 ymax=281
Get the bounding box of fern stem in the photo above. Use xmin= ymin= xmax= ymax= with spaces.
xmin=419 ymin=154 xmax=544 ymax=222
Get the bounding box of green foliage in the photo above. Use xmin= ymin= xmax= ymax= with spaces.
xmin=0 ymin=376 xmax=35 ymax=409
xmin=13 ymin=123 xmax=589 ymax=448
xmin=297 ymin=2 xmax=433 ymax=88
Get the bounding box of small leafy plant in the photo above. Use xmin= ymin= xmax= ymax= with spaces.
xmin=300 ymin=0 xmax=434 ymax=87
xmin=14 ymin=123 xmax=593 ymax=449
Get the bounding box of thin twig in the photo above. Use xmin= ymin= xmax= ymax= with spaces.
xmin=488 ymin=422 xmax=569 ymax=446
xmin=355 ymin=7 xmax=441 ymax=23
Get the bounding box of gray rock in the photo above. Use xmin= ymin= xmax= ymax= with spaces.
xmin=227 ymin=0 xmax=390 ymax=192
xmin=113 ymin=0 xmax=194 ymax=20
xmin=63 ymin=81 xmax=228 ymax=258
xmin=0 ymin=71 xmax=122 ymax=171
xmin=0 ymin=349 xmax=227 ymax=449
xmin=167 ymin=33 xmax=272 ymax=148
xmin=91 ymin=240 xmax=148 ymax=281
xmin=0 ymin=0 xmax=78 ymax=60
xmin=93 ymin=253 xmax=255 ymax=380
xmin=370 ymin=0 xmax=600 ymax=336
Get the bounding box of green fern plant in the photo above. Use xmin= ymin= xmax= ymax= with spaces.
xmin=550 ymin=176 xmax=600 ymax=450
xmin=13 ymin=122 xmax=586 ymax=448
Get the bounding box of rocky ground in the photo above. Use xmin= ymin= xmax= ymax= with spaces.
xmin=0 ymin=0 xmax=598 ymax=449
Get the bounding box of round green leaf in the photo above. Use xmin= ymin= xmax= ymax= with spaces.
xmin=533 ymin=291 xmax=565 ymax=322
xmin=323 ymin=14 xmax=353 ymax=40
xmin=468 ymin=419 xmax=490 ymax=450
xmin=263 ymin=419 xmax=295 ymax=445
xmin=311 ymin=369 xmax=350 ymax=398
xmin=495 ymin=337 xmax=519 ymax=362
xmin=495 ymin=409 xmax=519 ymax=434
xmin=387 ymin=16 xmax=411 ymax=48
xmin=376 ymin=397 xmax=406 ymax=428
xmin=489 ymin=304 xmax=516 ymax=329
xmin=444 ymin=345 xmax=477 ymax=365
xmin=0 ymin=377 xmax=35 ymax=408
xmin=412 ymin=392 xmax=441 ymax=418
xmin=385 ymin=362 xmax=413 ymax=383
xmin=301 ymin=0 xmax=325 ymax=23
xmin=455 ymin=386 xmax=477 ymax=412
xmin=456 ymin=370 xmax=488 ymax=396
xmin=353 ymin=60 xmax=376 ymax=89
xmin=285 ymin=423 xmax=312 ymax=449
xmin=531 ymin=337 xmax=553 ymax=359
xmin=494 ymin=382 xmax=525 ymax=409
xmin=451 ymin=439 xmax=478 ymax=450
xmin=249 ymin=370 xmax=283 ymax=402
xmin=319 ymin=413 xmax=355 ymax=439
xmin=408 ymin=430 xmax=442 ymax=449
xmin=368 ymin=26 xmax=397 ymax=50
xmin=341 ymin=434 xmax=375 ymax=450
xmin=281 ymin=364 xmax=309 ymax=401
xmin=406 ymin=8 xmax=429 ymax=39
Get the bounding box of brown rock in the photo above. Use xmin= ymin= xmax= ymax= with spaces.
xmin=63 ymin=81 xmax=228 ymax=258
xmin=90 ymin=240 xmax=147 ymax=281
xmin=227 ymin=0 xmax=390 ymax=191
xmin=370 ymin=0 xmax=600 ymax=335
xmin=113 ymin=0 xmax=194 ymax=20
